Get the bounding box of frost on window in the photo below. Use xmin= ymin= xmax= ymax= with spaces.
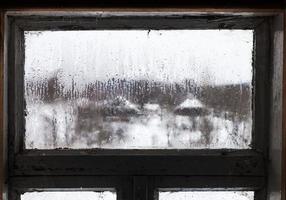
xmin=159 ymin=191 xmax=254 ymax=200
xmin=24 ymin=30 xmax=253 ymax=149
xmin=21 ymin=191 xmax=116 ymax=200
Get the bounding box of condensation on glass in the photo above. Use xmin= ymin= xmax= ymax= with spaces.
xmin=21 ymin=191 xmax=116 ymax=200
xmin=159 ymin=191 xmax=254 ymax=200
xmin=24 ymin=30 xmax=253 ymax=149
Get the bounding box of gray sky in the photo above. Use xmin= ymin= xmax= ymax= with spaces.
xmin=25 ymin=30 xmax=253 ymax=86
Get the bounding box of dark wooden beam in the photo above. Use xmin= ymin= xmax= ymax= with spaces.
xmin=0 ymin=0 xmax=284 ymax=10
xmin=12 ymin=151 xmax=265 ymax=176
xmin=0 ymin=9 xmax=5 ymax=200
xmin=282 ymin=10 xmax=286 ymax=200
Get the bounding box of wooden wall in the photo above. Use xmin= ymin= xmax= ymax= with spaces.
xmin=0 ymin=5 xmax=284 ymax=200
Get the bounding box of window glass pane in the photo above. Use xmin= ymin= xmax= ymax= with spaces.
xmin=24 ymin=30 xmax=253 ymax=149
xmin=21 ymin=191 xmax=116 ymax=200
xmin=159 ymin=191 xmax=254 ymax=200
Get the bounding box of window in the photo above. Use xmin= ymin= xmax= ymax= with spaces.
xmin=24 ymin=29 xmax=253 ymax=150
xmin=7 ymin=13 xmax=273 ymax=200
xmin=158 ymin=191 xmax=254 ymax=200
xmin=24 ymin=30 xmax=253 ymax=149
xmin=22 ymin=191 xmax=116 ymax=200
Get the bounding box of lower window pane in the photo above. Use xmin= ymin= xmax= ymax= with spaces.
xmin=21 ymin=191 xmax=116 ymax=200
xmin=159 ymin=191 xmax=254 ymax=200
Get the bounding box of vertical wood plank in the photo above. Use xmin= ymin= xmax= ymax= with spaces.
xmin=133 ymin=176 xmax=148 ymax=200
xmin=0 ymin=9 xmax=4 ymax=200
xmin=282 ymin=10 xmax=286 ymax=200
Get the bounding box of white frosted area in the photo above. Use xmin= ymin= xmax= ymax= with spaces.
xmin=21 ymin=191 xmax=116 ymax=200
xmin=25 ymin=30 xmax=252 ymax=85
xmin=24 ymin=30 xmax=253 ymax=149
xmin=159 ymin=191 xmax=254 ymax=200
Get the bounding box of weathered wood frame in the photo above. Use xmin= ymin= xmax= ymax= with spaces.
xmin=5 ymin=13 xmax=274 ymax=200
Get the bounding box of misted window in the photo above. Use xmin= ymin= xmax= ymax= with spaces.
xmin=25 ymin=30 xmax=253 ymax=149
xmin=159 ymin=191 xmax=254 ymax=200
xmin=22 ymin=191 xmax=116 ymax=200
xmin=7 ymin=13 xmax=271 ymax=200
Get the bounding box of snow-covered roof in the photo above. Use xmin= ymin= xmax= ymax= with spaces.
xmin=103 ymin=96 xmax=140 ymax=116
xmin=112 ymin=96 xmax=139 ymax=111
xmin=178 ymin=98 xmax=204 ymax=109
xmin=174 ymin=96 xmax=209 ymax=116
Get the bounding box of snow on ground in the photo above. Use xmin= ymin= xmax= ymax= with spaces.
xmin=25 ymin=99 xmax=252 ymax=149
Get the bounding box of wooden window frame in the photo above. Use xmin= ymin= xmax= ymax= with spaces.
xmin=0 ymin=11 xmax=283 ymax=200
